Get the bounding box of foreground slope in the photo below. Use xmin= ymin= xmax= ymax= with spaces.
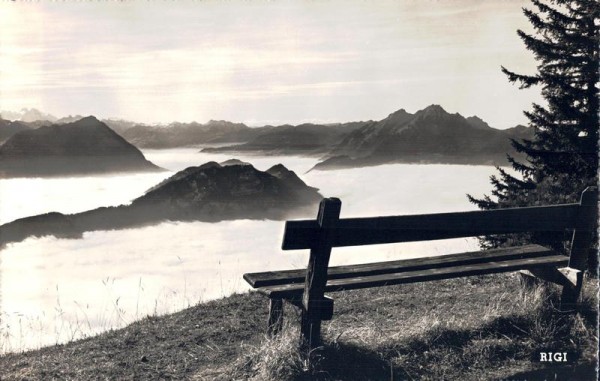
xmin=0 ymin=275 xmax=595 ymax=380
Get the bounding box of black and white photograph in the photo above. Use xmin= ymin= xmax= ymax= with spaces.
xmin=0 ymin=0 xmax=597 ymax=379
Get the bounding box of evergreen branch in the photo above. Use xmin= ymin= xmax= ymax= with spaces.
xmin=531 ymin=0 xmax=577 ymax=26
xmin=501 ymin=66 xmax=540 ymax=88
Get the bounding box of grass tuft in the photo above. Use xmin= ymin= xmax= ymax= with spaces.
xmin=227 ymin=326 xmax=305 ymax=381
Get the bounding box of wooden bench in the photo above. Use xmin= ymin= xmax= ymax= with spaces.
xmin=243 ymin=187 xmax=597 ymax=352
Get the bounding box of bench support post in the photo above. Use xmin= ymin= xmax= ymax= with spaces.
xmin=300 ymin=198 xmax=341 ymax=355
xmin=560 ymin=187 xmax=597 ymax=311
xmin=267 ymin=298 xmax=284 ymax=337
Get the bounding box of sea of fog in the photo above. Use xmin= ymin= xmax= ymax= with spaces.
xmin=0 ymin=148 xmax=500 ymax=352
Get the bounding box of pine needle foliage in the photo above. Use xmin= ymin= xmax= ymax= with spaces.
xmin=468 ymin=0 xmax=599 ymax=259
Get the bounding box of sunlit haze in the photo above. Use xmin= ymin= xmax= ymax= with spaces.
xmin=1 ymin=0 xmax=541 ymax=128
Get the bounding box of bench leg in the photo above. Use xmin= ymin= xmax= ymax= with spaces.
xmin=560 ymin=187 xmax=596 ymax=312
xmin=560 ymin=271 xmax=583 ymax=312
xmin=300 ymin=312 xmax=321 ymax=353
xmin=299 ymin=297 xmax=334 ymax=352
xmin=267 ymin=298 xmax=284 ymax=337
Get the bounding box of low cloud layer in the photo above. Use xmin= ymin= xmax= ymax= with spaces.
xmin=0 ymin=152 xmax=496 ymax=352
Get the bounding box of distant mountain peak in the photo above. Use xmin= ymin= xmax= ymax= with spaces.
xmin=405 ymin=105 xmax=453 ymax=126
xmin=378 ymin=109 xmax=414 ymax=132
xmin=198 ymin=161 xmax=221 ymax=170
xmin=55 ymin=115 xmax=86 ymax=124
xmin=388 ymin=108 xmax=409 ymax=117
xmin=75 ymin=115 xmax=101 ymax=125
xmin=135 ymin=161 xmax=322 ymax=219
xmin=206 ymin=120 xmax=248 ymax=128
xmin=267 ymin=163 xmax=319 ymax=191
xmin=220 ymin=159 xmax=251 ymax=167
xmin=0 ymin=115 xmax=162 ymax=177
xmin=60 ymin=116 xmax=116 ymax=133
xmin=465 ymin=115 xmax=492 ymax=130
xmin=1 ymin=108 xmax=57 ymax=123
xmin=266 ymin=163 xmax=293 ymax=179
xmin=466 ymin=115 xmax=484 ymax=122
xmin=503 ymin=124 xmax=533 ymax=138
xmin=313 ymin=103 xmax=533 ymax=170
xmin=418 ymin=104 xmax=448 ymax=116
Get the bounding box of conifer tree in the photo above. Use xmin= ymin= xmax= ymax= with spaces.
xmin=468 ymin=0 xmax=599 ymax=252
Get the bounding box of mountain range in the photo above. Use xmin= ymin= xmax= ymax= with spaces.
xmin=0 ymin=105 xmax=534 ymax=169
xmin=0 ymin=116 xmax=162 ymax=177
xmin=120 ymin=120 xmax=255 ymax=148
xmin=311 ymin=105 xmax=533 ymax=170
xmin=0 ymin=108 xmax=58 ymax=123
xmin=201 ymin=121 xmax=369 ymax=155
xmin=0 ymin=161 xmax=321 ymax=246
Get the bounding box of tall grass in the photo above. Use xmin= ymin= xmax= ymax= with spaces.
xmin=219 ymin=277 xmax=598 ymax=381
xmin=225 ymin=326 xmax=306 ymax=381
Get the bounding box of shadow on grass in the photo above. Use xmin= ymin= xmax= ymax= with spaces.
xmin=306 ymin=311 xmax=596 ymax=380
xmin=492 ymin=363 xmax=597 ymax=381
xmin=300 ymin=342 xmax=411 ymax=381
xmin=233 ymin=284 xmax=597 ymax=380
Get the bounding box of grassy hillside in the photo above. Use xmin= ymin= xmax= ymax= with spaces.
xmin=0 ymin=274 xmax=597 ymax=380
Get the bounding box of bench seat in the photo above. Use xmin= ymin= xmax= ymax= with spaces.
xmin=244 ymin=244 xmax=568 ymax=299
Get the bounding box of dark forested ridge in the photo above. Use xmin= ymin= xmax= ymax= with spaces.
xmin=0 ymin=161 xmax=321 ymax=246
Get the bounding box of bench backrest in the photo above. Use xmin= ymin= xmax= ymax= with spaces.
xmin=283 ymin=187 xmax=597 ymax=251
xmin=282 ymin=187 xmax=598 ymax=267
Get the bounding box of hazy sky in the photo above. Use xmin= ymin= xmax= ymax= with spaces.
xmin=0 ymin=0 xmax=541 ymax=128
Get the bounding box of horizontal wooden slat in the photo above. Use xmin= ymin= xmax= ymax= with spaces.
xmin=282 ymin=204 xmax=590 ymax=250
xmin=244 ymin=244 xmax=556 ymax=288
xmin=258 ymin=255 xmax=569 ymax=298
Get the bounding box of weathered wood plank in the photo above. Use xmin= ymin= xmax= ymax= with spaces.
xmin=557 ymin=267 xmax=580 ymax=288
xmin=561 ymin=187 xmax=597 ymax=311
xmin=567 ymin=187 xmax=598 ymax=272
xmin=282 ymin=203 xmax=590 ymax=250
xmin=260 ymin=254 xmax=569 ymax=298
xmin=244 ymin=244 xmax=555 ymax=288
xmin=519 ymin=267 xmax=579 ymax=287
xmin=287 ymin=296 xmax=334 ymax=321
xmin=300 ymin=198 xmax=341 ymax=351
xmin=267 ymin=298 xmax=283 ymax=337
